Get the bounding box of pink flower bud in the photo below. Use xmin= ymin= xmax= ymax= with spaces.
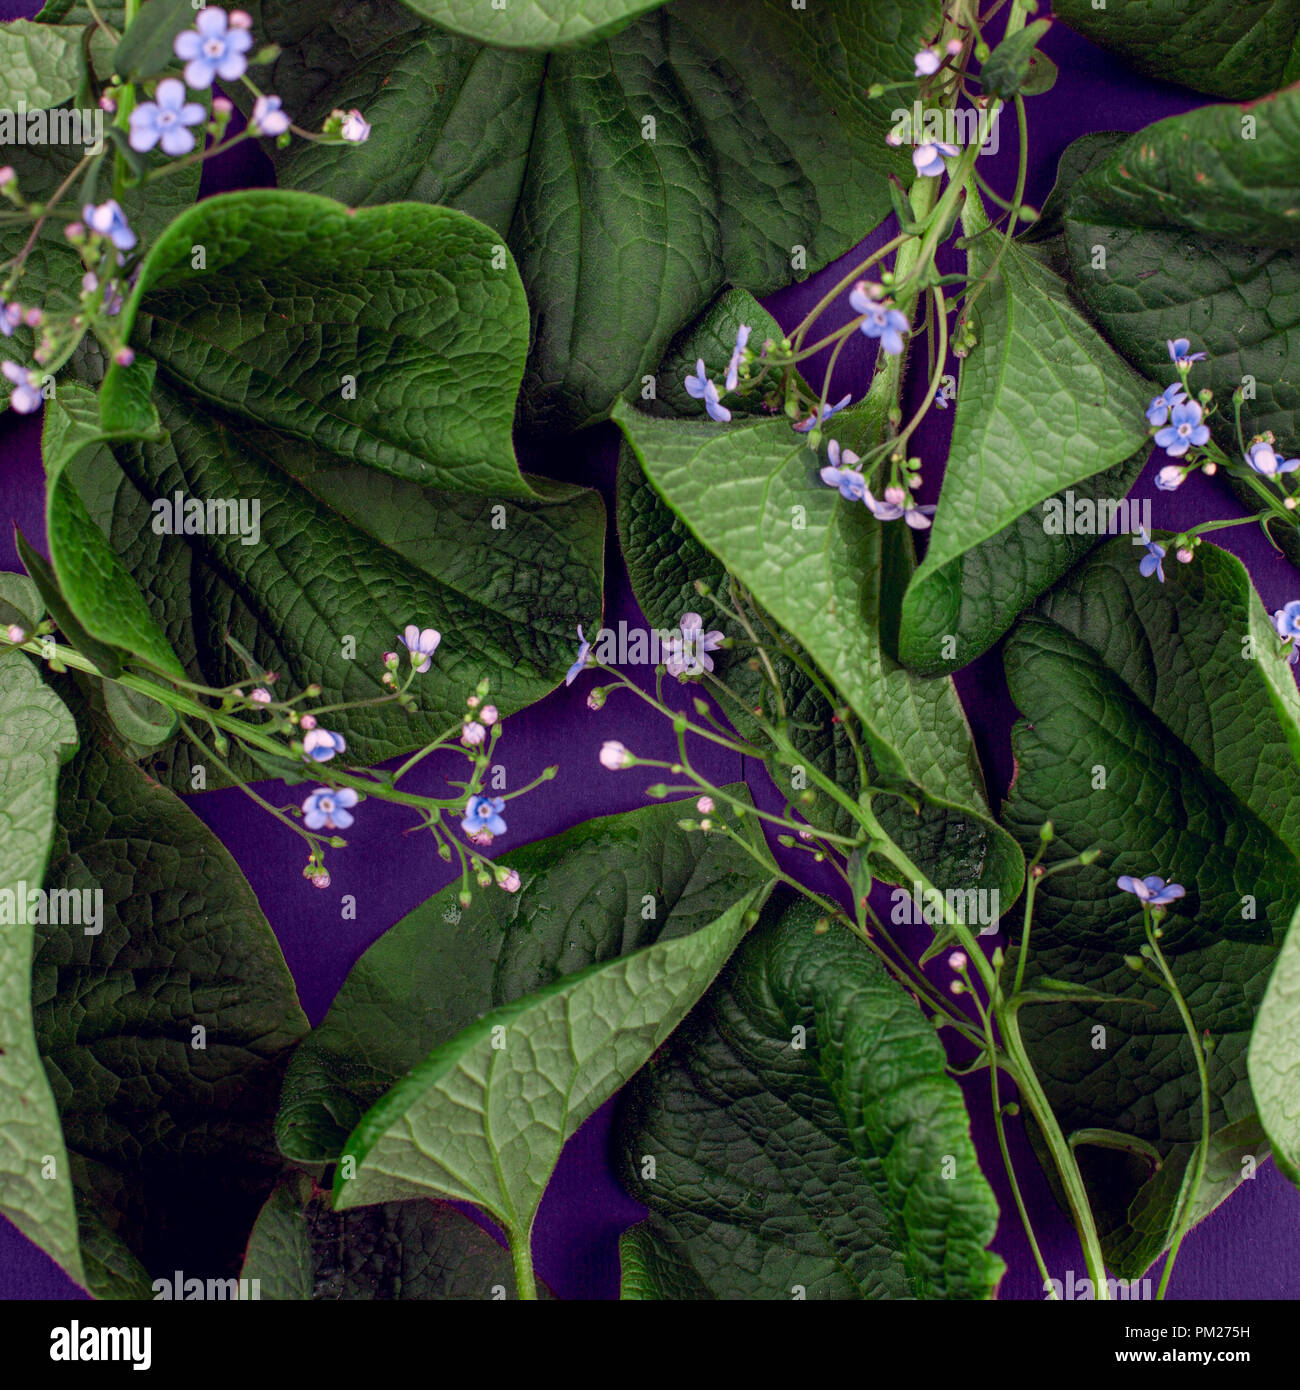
xmin=1176 ymin=546 xmax=1194 ymax=564
xmin=499 ymin=868 xmax=521 ymax=893
xmin=599 ymin=740 xmax=631 ymax=770
xmin=461 ymin=721 xmax=487 ymax=746
xmin=696 ymin=796 xmax=715 ymax=814
xmin=948 ymin=951 xmax=967 ymax=972
xmin=250 ymin=688 xmax=271 ymax=703
xmin=299 ymin=714 xmax=317 ymax=730
xmin=480 ymin=704 xmax=498 ymax=725
xmin=114 ymin=346 xmax=135 ymax=367
xmin=6 ymin=624 xmax=25 ymax=642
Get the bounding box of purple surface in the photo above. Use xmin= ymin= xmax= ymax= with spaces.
xmin=2 ymin=9 xmax=1299 ymax=1301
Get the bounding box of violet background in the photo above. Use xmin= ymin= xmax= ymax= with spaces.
xmin=2 ymin=5 xmax=1299 ymax=1300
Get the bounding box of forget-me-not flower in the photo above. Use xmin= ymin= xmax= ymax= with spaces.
xmin=849 ymin=281 xmax=909 ymax=355
xmin=1167 ymin=337 xmax=1206 ymax=369
xmin=1246 ymin=441 xmax=1300 ymax=477
xmin=665 ymin=611 xmax=724 ymax=678
xmin=462 ymin=794 xmax=507 ymax=840
xmin=565 ymin=624 xmax=592 ymax=685
xmin=302 ymin=727 xmax=346 ymax=762
xmin=128 ymin=79 xmax=206 ymax=155
xmin=820 ymin=440 xmax=867 ymax=501
xmin=1274 ymin=600 xmax=1300 ymax=662
xmin=399 ymin=624 xmax=441 ymax=673
xmin=685 ymin=358 xmax=731 ymax=422
xmin=301 ymin=787 xmax=358 ymax=831
xmin=1146 ymin=382 xmax=1187 ymax=427
xmin=913 ymin=140 xmax=958 ymax=178
xmin=81 ymin=200 xmax=136 ymax=253
xmin=725 ymin=324 xmax=751 ymax=393
xmin=251 ymin=95 xmax=291 ymax=137
xmin=793 ymin=393 xmax=851 ymax=433
xmin=1154 ymin=399 xmax=1209 ymax=457
xmin=1117 ymin=874 xmax=1185 ymax=907
xmin=174 ymin=7 xmax=253 ymax=89
xmin=2 ymin=361 xmax=41 ymax=414
xmin=1155 ymin=464 xmax=1185 ymax=491
xmin=1137 ymin=528 xmax=1166 ymax=582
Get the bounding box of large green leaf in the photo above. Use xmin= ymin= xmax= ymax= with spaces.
xmin=110 ymin=190 xmax=536 ymax=497
xmin=298 ymin=795 xmax=771 ymax=1261
xmin=1059 ymin=90 xmax=1300 ymax=563
xmin=0 ymin=654 xmax=82 ymax=1289
xmin=1250 ymin=900 xmax=1300 ymax=1185
xmin=614 ymin=397 xmax=1024 ymax=907
xmin=1055 ymin=0 xmax=1300 ymax=99
xmin=899 ymin=210 xmax=1151 ymax=674
xmin=615 ymin=897 xmax=1004 ymax=1299
xmin=242 ymin=1175 xmax=549 ymax=1299
xmin=252 ymin=0 xmax=942 ymax=432
xmin=25 ymin=690 xmax=309 ymax=1296
xmin=403 ymin=0 xmax=665 ymax=48
xmin=277 ymin=792 xmax=772 ymax=1166
xmin=1002 ymin=536 xmax=1300 ymax=1275
xmin=69 ymin=376 xmax=603 ymax=777
xmin=0 ymin=20 xmax=84 ymax=108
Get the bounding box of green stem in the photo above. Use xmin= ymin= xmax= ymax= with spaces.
xmin=509 ymin=1229 xmax=538 ymax=1300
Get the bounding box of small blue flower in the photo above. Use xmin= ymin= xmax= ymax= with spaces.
xmin=684 ymin=358 xmax=731 ymax=422
xmin=252 ymin=94 xmax=291 ymax=137
xmin=793 ymin=393 xmax=851 ymax=433
xmin=462 ymin=794 xmax=507 ymax=840
xmin=2 ymin=361 xmax=42 ymax=414
xmin=819 ymin=440 xmax=867 ymax=501
xmin=1275 ymin=600 xmax=1300 ymax=641
xmin=128 ymin=78 xmax=206 ymax=156
xmin=302 ymin=727 xmax=346 ymax=762
xmin=665 ymin=612 xmax=725 ymax=678
xmin=1117 ymin=874 xmax=1186 ymax=907
xmin=302 ymin=786 xmax=358 ymax=830
xmin=1153 ymin=399 xmax=1209 ymax=457
xmin=912 ymin=140 xmax=959 ymax=178
xmin=0 ymin=301 xmax=21 ymax=337
xmin=875 ymin=483 xmax=935 ymax=529
xmin=725 ymin=324 xmax=751 ymax=393
xmin=1155 ymin=464 xmax=1185 ymax=491
xmin=1146 ymin=382 xmax=1187 ymax=427
xmin=174 ymin=6 xmax=253 ymax=90
xmin=1167 ymin=337 xmax=1206 ymax=369
xmin=1137 ymin=528 xmax=1165 ymax=582
xmin=399 ymin=623 xmax=441 ymax=673
xmin=915 ymin=49 xmax=941 ymax=77
xmin=565 ymin=624 xmax=592 ymax=686
xmin=849 ymin=283 xmax=910 ymax=355
xmin=1246 ymin=441 xmax=1300 ymax=477
xmin=81 ymin=199 xmax=136 ymax=253
xmin=933 ymin=383 xmax=954 ymax=409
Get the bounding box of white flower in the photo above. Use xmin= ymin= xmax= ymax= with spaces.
xmin=599 ymin=740 xmax=632 ymax=770
xmin=340 ymin=109 xmax=370 ymax=143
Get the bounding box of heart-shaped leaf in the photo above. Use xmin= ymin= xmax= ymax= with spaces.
xmin=1002 ymin=536 xmax=1300 ymax=1275
xmin=0 ymin=20 xmax=85 ymax=108
xmin=251 ymin=0 xmax=942 ymax=432
xmin=615 ymin=896 xmax=1004 ymax=1299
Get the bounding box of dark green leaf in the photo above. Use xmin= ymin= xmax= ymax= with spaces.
xmin=1003 ymin=536 xmax=1300 ymax=1274
xmin=615 ymin=897 xmax=1004 ymax=1299
xmin=1250 ymin=900 xmax=1300 ymax=1185
xmin=403 ymin=0 xmax=665 ymax=48
xmin=979 ymin=18 xmax=1053 ymax=99
xmin=253 ymin=0 xmax=943 ymax=431
xmin=112 ymin=0 xmax=193 ymax=80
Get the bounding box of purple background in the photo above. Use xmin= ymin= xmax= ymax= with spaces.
xmin=2 ymin=7 xmax=1299 ymax=1299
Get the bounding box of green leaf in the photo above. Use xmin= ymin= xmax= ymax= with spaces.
xmin=0 ymin=572 xmax=43 ymax=633
xmin=20 ymin=688 xmax=309 ymax=1296
xmin=253 ymin=0 xmax=943 ymax=432
xmin=1250 ymin=900 xmax=1300 ymax=1185
xmin=0 ymin=654 xmax=82 ymax=1289
xmin=243 ymin=1176 xmax=551 ymax=1299
xmin=979 ymin=17 xmax=1054 ymax=99
xmin=613 ymin=396 xmax=1024 ymax=905
xmin=899 ymin=210 xmax=1151 ymax=674
xmin=0 ymin=20 xmax=85 ymax=108
xmin=72 ymin=374 xmax=603 ymax=777
xmin=402 ymin=0 xmax=666 ymax=48
xmin=615 ymin=897 xmax=1004 ymax=1299
xmin=1054 ymin=0 xmax=1300 ymax=99
xmin=1002 ymin=537 xmax=1300 ymax=1275
xmin=296 ymin=795 xmax=771 ymax=1257
xmin=110 ymin=190 xmax=537 ymax=497
xmin=42 ymin=373 xmax=185 ymax=680
xmin=1059 ymin=88 xmax=1300 ymax=563
xmin=112 ymin=0 xmax=194 ymax=80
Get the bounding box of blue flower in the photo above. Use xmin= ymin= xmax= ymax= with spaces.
xmin=665 ymin=611 xmax=725 ymax=678
xmin=302 ymin=787 xmax=358 ymax=831
xmin=1153 ymin=399 xmax=1209 ymax=457
xmin=1275 ymin=600 xmax=1300 ymax=641
xmin=302 ymin=727 xmax=346 ymax=762
xmin=819 ymin=439 xmax=867 ymax=500
xmin=2 ymin=361 xmax=42 ymax=414
xmin=251 ymin=94 xmax=291 ymax=137
xmin=81 ymin=199 xmax=136 ymax=253
xmin=0 ymin=301 xmax=21 ymax=337
xmin=1246 ymin=441 xmax=1300 ymax=477
xmin=128 ymin=78 xmax=206 ymax=156
xmin=912 ymin=140 xmax=959 ymax=178
xmin=849 ymin=282 xmax=909 ymax=355
xmin=462 ymin=794 xmax=507 ymax=840
xmin=1137 ymin=528 xmax=1165 ymax=582
xmin=1155 ymin=464 xmax=1185 ymax=491
xmin=914 ymin=49 xmax=941 ymax=76
xmin=725 ymin=324 xmax=751 ymax=393
xmin=399 ymin=623 xmax=441 ymax=673
xmin=793 ymin=393 xmax=851 ymax=433
xmin=565 ymin=624 xmax=592 ymax=685
xmin=1145 ymin=382 xmax=1187 ymax=427
xmin=684 ymin=358 xmax=731 ymax=423
xmin=1167 ymin=337 xmax=1206 ymax=369
xmin=1117 ymin=874 xmax=1186 ymax=907
xmin=174 ymin=6 xmax=253 ymax=89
